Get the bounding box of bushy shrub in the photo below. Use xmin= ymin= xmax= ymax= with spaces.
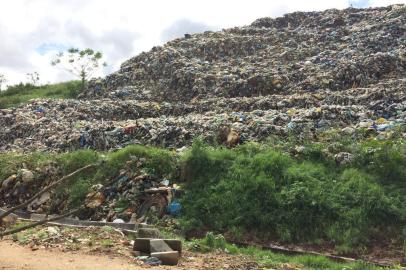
xmin=180 ymin=140 xmax=406 ymax=252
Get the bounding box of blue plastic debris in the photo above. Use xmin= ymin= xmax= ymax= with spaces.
xmin=167 ymin=202 xmax=181 ymax=216
xmin=35 ymin=107 xmax=45 ymax=113
xmin=79 ymin=134 xmax=87 ymax=147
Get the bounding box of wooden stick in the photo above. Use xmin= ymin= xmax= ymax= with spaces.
xmin=0 ymin=164 xmax=95 ymax=220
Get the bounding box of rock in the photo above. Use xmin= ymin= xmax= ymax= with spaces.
xmin=27 ymin=192 xmax=51 ymax=212
xmin=1 ymin=175 xmax=17 ymax=190
xmin=138 ymin=228 xmax=163 ymax=239
xmin=334 ymin=152 xmax=354 ymax=165
xmin=112 ymin=218 xmax=124 ymax=223
xmin=0 ymin=212 xmax=18 ymax=227
xmin=46 ymin=226 xmax=61 ymax=236
xmin=20 ymin=169 xmax=34 ymax=183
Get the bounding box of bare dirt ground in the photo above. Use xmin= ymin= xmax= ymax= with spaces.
xmin=0 ymin=223 xmax=262 ymax=270
xmin=0 ymin=241 xmax=144 ymax=270
xmin=0 ymin=240 xmax=261 ymax=270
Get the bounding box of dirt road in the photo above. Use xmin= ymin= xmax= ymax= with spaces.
xmin=0 ymin=241 xmax=147 ymax=270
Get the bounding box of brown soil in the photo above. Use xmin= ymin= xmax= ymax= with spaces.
xmin=0 ymin=240 xmax=261 ymax=270
xmin=0 ymin=241 xmax=144 ymax=270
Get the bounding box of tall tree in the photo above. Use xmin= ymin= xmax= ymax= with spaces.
xmin=51 ymin=48 xmax=107 ymax=87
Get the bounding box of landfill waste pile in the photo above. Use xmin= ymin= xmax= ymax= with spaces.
xmin=0 ymin=156 xmax=181 ymax=224
xmin=0 ymin=5 xmax=405 ymax=152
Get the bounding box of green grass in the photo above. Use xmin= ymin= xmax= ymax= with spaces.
xmin=189 ymin=233 xmax=401 ymax=270
xmin=179 ymin=138 xmax=406 ymax=253
xmin=1 ymin=136 xmax=405 ymax=256
xmin=0 ymin=81 xmax=82 ymax=108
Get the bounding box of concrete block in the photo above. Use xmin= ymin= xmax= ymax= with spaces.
xmin=150 ymin=251 xmax=179 ymax=265
xmin=164 ymin=239 xmax=182 ymax=254
xmin=149 ymin=239 xmax=172 ymax=253
xmin=133 ymin=238 xmax=152 ymax=252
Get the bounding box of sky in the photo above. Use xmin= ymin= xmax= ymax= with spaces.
xmin=0 ymin=0 xmax=404 ymax=89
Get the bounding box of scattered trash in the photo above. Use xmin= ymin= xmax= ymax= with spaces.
xmin=0 ymin=157 xmax=181 ymax=223
xmin=137 ymin=256 xmax=162 ymax=266
xmin=167 ymin=202 xmax=182 ymax=216
xmin=0 ymin=5 xmax=404 ymax=153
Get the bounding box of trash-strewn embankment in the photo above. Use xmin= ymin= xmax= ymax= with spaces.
xmin=1 ymin=136 xmax=405 ymax=261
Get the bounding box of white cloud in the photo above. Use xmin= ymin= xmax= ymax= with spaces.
xmin=0 ymin=0 xmax=404 ymax=87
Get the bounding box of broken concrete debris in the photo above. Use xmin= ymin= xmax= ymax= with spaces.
xmin=134 ymin=237 xmax=182 ymax=266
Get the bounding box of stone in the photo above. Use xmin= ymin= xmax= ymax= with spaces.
xmin=112 ymin=218 xmax=124 ymax=223
xmin=150 ymin=251 xmax=179 ymax=266
xmin=0 ymin=210 xmax=18 ymax=227
xmin=27 ymin=192 xmax=51 ymax=212
xmin=1 ymin=175 xmax=17 ymax=190
xmin=334 ymin=152 xmax=354 ymax=165
xmin=21 ymin=169 xmax=34 ymax=183
xmin=138 ymin=228 xmax=163 ymax=239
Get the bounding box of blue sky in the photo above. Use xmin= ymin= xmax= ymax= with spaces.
xmin=349 ymin=0 xmax=372 ymax=7
xmin=36 ymin=43 xmax=71 ymax=56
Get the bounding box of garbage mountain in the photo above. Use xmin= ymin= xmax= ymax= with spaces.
xmin=0 ymin=5 xmax=405 ymax=152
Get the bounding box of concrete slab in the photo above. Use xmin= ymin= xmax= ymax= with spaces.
xmin=164 ymin=239 xmax=182 ymax=254
xmin=138 ymin=223 xmax=154 ymax=229
xmin=149 ymin=239 xmax=172 ymax=253
xmin=29 ymin=213 xmax=137 ymax=230
xmin=133 ymin=238 xmax=152 ymax=252
xmin=150 ymin=251 xmax=179 ymax=265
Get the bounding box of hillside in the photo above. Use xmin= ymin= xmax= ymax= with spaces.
xmin=0 ymin=81 xmax=81 ymax=109
xmin=0 ymin=5 xmax=405 ymax=152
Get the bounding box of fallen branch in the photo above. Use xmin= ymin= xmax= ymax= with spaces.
xmin=0 ymin=164 xmax=95 ymax=221
xmin=0 ymin=207 xmax=81 ymax=238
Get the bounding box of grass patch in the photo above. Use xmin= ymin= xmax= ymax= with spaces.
xmin=0 ymin=81 xmax=82 ymax=108
xmin=180 ymin=138 xmax=406 ymax=252
xmin=189 ymin=233 xmax=399 ymax=270
xmin=0 ymin=152 xmax=51 ymax=180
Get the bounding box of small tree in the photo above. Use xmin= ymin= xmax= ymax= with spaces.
xmin=26 ymin=72 xmax=40 ymax=86
xmin=0 ymin=74 xmax=7 ymax=90
xmin=51 ymin=48 xmax=107 ymax=88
